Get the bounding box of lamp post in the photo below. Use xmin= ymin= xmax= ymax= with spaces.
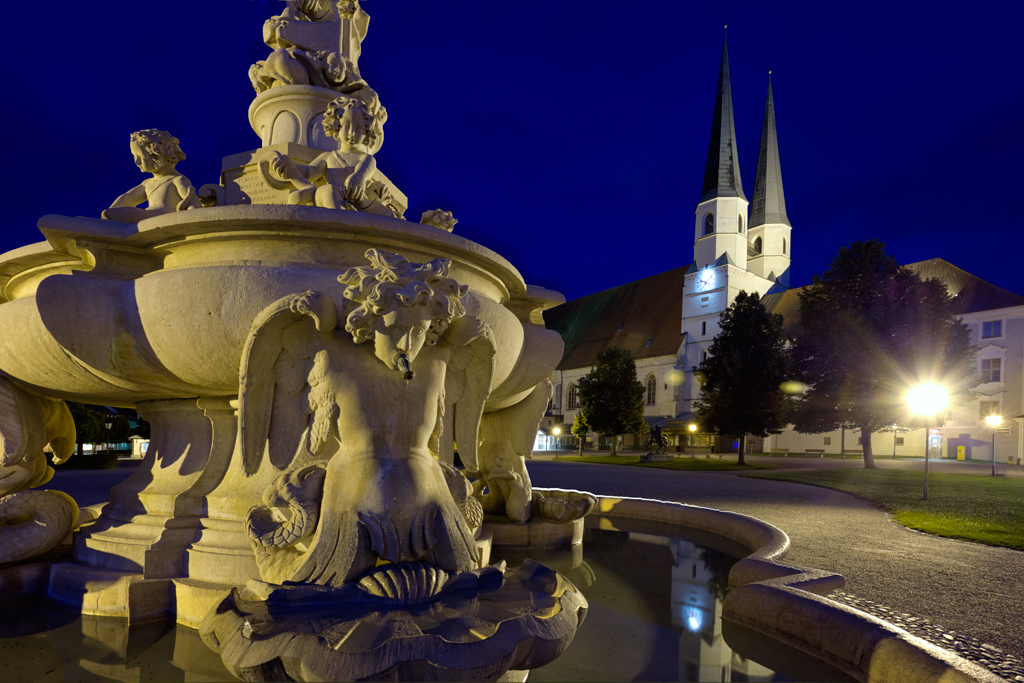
xmin=688 ymin=423 xmax=697 ymax=458
xmin=906 ymin=383 xmax=948 ymax=501
xmin=892 ymin=424 xmax=898 ymax=460
xmin=105 ymin=420 xmax=112 ymax=454
xmin=552 ymin=427 xmax=561 ymax=456
xmin=985 ymin=415 xmax=1001 ymax=476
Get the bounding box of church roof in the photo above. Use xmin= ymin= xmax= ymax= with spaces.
xmin=761 ymin=258 xmax=1024 ymax=335
xmin=700 ymin=32 xmax=746 ymax=203
xmin=543 ymin=266 xmax=689 ymax=371
xmin=749 ymin=75 xmax=790 ymax=228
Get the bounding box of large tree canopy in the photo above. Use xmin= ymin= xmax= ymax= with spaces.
xmin=694 ymin=291 xmax=793 ymax=465
xmin=576 ymin=347 xmax=647 ymax=456
xmin=793 ymin=240 xmax=977 ymax=468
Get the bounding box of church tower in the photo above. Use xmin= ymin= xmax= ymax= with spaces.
xmin=747 ymin=74 xmax=792 ymax=287
xmin=693 ymin=31 xmax=748 ymax=271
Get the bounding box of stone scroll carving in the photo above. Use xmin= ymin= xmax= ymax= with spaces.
xmin=236 ymin=249 xmax=495 ymax=591
xmin=101 ymin=130 xmax=201 ymax=223
xmin=0 ymin=375 xmax=80 ymax=563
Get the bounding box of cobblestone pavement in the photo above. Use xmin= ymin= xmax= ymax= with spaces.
xmin=830 ymin=591 xmax=1024 ymax=681
xmin=528 ymin=457 xmax=1024 ymax=669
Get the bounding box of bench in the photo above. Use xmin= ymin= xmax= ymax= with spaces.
xmin=841 ymin=449 xmax=863 ymax=459
xmin=770 ymin=448 xmax=790 ymax=457
xmin=640 ymin=453 xmax=674 ymax=463
xmin=804 ymin=449 xmax=825 ymax=458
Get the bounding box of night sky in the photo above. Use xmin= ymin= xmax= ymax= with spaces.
xmin=4 ymin=1 xmax=1022 ymax=302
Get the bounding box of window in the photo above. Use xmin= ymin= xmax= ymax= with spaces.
xmin=703 ymin=213 xmax=714 ymax=235
xmin=753 ymin=236 xmax=762 ymax=255
xmin=983 ymin=321 xmax=1002 ymax=338
xmin=738 ymin=215 xmax=744 ymax=233
xmin=783 ymin=237 xmax=787 ymax=255
xmin=981 ymin=359 xmax=1001 ymax=383
xmin=896 ymin=437 xmax=904 ymax=446
xmin=567 ymin=383 xmax=578 ymax=410
xmin=980 ymin=400 xmax=1000 ymax=418
xmin=701 ymin=321 xmax=707 ymax=336
xmin=646 ymin=374 xmax=657 ymax=405
xmin=823 ymin=437 xmax=831 ymax=445
xmin=701 ymin=350 xmax=708 ymax=363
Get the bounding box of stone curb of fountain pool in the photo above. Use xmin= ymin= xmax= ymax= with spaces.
xmin=592 ymin=494 xmax=1007 ymax=683
xmin=830 ymin=591 xmax=1023 ymax=682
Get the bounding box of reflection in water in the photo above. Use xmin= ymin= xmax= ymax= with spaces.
xmin=523 ymin=517 xmax=786 ymax=682
xmin=0 ymin=517 xmax=793 ymax=682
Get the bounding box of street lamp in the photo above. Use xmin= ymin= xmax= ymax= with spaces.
xmin=906 ymin=383 xmax=948 ymax=501
xmin=552 ymin=427 xmax=561 ymax=454
xmin=985 ymin=415 xmax=1001 ymax=476
xmin=105 ymin=420 xmax=112 ymax=454
xmin=688 ymin=423 xmax=697 ymax=459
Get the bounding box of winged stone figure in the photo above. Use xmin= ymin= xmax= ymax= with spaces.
xmin=236 ymin=249 xmax=494 ymax=589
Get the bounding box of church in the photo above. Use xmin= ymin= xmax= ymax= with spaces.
xmin=541 ymin=37 xmax=1024 ymax=466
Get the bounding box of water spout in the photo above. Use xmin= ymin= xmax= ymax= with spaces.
xmin=395 ymin=353 xmax=414 ymax=381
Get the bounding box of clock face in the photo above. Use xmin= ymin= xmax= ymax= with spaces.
xmin=697 ymin=270 xmax=715 ymax=292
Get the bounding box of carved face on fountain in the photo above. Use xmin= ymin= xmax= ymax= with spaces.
xmin=340 ymin=249 xmax=468 ymax=373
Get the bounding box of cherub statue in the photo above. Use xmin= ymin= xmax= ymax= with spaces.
xmin=238 ymin=249 xmax=492 ymax=593
xmin=102 ymin=130 xmax=200 ymax=223
xmin=258 ymin=94 xmax=402 ymax=217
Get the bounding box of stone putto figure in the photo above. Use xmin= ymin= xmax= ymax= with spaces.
xmin=238 ymin=249 xmax=489 ymax=592
xmin=102 ymin=129 xmax=200 ymax=223
xmin=248 ymin=0 xmax=378 ymax=107
xmin=258 ymin=94 xmax=402 ymax=217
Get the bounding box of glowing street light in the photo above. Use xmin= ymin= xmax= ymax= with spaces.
xmin=552 ymin=427 xmax=561 ymax=456
xmin=906 ymin=383 xmax=948 ymax=501
xmin=689 ymin=423 xmax=697 ymax=459
xmin=985 ymin=415 xmax=1002 ymax=476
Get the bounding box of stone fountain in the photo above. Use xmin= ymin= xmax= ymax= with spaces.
xmin=0 ymin=2 xmax=594 ymax=680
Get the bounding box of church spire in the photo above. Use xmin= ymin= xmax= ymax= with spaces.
xmin=700 ymin=28 xmax=745 ymax=203
xmin=750 ymin=73 xmax=790 ymax=228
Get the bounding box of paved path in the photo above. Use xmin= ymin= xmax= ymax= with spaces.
xmin=528 ymin=455 xmax=1024 ymax=660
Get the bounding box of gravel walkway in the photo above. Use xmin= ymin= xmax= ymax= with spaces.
xmin=528 ymin=457 xmax=1024 ymax=669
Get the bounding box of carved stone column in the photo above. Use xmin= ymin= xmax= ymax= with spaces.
xmin=50 ymin=398 xmax=235 ymax=619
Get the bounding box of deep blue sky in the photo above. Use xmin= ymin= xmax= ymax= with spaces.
xmin=4 ymin=1 xmax=1022 ymax=302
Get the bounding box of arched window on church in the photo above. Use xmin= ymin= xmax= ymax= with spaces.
xmin=646 ymin=374 xmax=657 ymax=405
xmin=783 ymin=237 xmax=787 ymax=255
xmin=703 ymin=213 xmax=714 ymax=235
xmin=753 ymin=236 xmax=763 ymax=255
xmin=738 ymin=215 xmax=744 ymax=233
xmin=567 ymin=383 xmax=578 ymax=410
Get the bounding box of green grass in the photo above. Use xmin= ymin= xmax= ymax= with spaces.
xmin=555 ymin=455 xmax=776 ymax=471
xmin=743 ymin=469 xmax=1024 ymax=550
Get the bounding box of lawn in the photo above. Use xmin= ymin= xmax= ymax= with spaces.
xmin=743 ymin=469 xmax=1024 ymax=550
xmin=553 ymin=455 xmax=776 ymax=472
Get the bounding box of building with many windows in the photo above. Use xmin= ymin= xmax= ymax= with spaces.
xmin=540 ymin=36 xmax=1024 ymax=465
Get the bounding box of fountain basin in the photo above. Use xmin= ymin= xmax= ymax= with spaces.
xmin=0 ymin=205 xmax=562 ymax=407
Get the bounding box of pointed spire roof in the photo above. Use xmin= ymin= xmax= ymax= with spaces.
xmin=750 ymin=74 xmax=790 ymax=227
xmin=700 ymin=29 xmax=745 ymax=203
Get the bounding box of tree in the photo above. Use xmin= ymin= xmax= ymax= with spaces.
xmin=576 ymin=348 xmax=647 ymax=456
xmin=67 ymin=402 xmax=105 ymax=457
xmin=694 ymin=291 xmax=793 ymax=466
xmin=571 ymin=411 xmax=588 ymax=456
xmin=792 ymin=240 xmax=977 ymax=468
